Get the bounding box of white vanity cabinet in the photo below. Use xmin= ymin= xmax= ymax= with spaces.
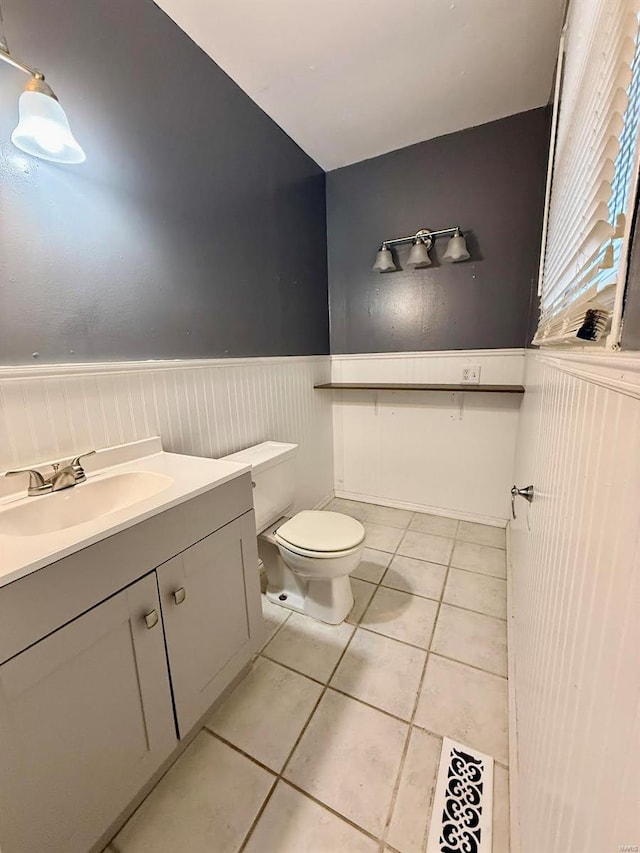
xmin=0 ymin=472 xmax=262 ymax=853
xmin=158 ymin=511 xmax=260 ymax=735
xmin=0 ymin=573 xmax=176 ymax=853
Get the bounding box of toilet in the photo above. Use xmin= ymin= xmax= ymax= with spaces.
xmin=222 ymin=441 xmax=365 ymax=624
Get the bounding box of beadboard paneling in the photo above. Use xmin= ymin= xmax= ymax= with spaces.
xmin=510 ymin=351 xmax=640 ymax=853
xmin=331 ymin=350 xmax=525 ymax=523
xmin=0 ymin=357 xmax=333 ymax=512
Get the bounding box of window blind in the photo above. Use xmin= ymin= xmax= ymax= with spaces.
xmin=535 ymin=0 xmax=640 ymax=345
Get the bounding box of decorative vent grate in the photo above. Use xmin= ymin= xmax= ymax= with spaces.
xmin=426 ymin=737 xmax=494 ymax=853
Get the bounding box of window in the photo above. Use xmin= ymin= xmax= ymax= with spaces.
xmin=535 ymin=0 xmax=640 ymax=346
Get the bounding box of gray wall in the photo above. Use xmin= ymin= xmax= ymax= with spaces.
xmin=0 ymin=0 xmax=328 ymax=365
xmin=327 ymin=109 xmax=551 ymax=353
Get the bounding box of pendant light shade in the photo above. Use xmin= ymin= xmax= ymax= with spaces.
xmin=11 ymin=81 xmax=85 ymax=164
xmin=406 ymin=239 xmax=432 ymax=268
xmin=442 ymin=231 xmax=470 ymax=263
xmin=372 ymin=245 xmax=396 ymax=272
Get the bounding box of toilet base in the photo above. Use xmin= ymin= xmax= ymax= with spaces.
xmin=258 ymin=533 xmax=354 ymax=624
xmin=265 ymin=574 xmax=354 ymax=625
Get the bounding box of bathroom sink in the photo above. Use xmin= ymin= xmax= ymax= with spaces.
xmin=0 ymin=471 xmax=173 ymax=537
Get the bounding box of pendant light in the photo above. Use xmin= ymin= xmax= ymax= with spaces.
xmin=1 ymin=41 xmax=85 ymax=164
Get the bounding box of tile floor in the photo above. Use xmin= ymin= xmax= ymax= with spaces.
xmin=109 ymin=500 xmax=510 ymax=853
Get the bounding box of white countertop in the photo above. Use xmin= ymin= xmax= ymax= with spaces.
xmin=0 ymin=438 xmax=250 ymax=588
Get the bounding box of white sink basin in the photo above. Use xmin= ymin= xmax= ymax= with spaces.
xmin=0 ymin=472 xmax=173 ymax=537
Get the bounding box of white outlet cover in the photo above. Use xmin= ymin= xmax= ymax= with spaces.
xmin=462 ymin=365 xmax=481 ymax=384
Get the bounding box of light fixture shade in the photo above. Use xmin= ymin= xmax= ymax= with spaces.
xmin=11 ymin=89 xmax=85 ymax=164
xmin=372 ymin=246 xmax=396 ymax=272
xmin=442 ymin=232 xmax=470 ymax=263
xmin=406 ymin=239 xmax=432 ymax=268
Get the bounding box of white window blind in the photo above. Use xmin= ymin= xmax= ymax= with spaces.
xmin=535 ymin=0 xmax=640 ymax=345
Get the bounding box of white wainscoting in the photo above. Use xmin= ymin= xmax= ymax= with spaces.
xmin=510 ymin=350 xmax=640 ymax=853
xmin=331 ymin=349 xmax=526 ymax=524
xmin=0 ymin=356 xmax=334 ymax=512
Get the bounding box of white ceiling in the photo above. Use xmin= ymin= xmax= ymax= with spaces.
xmin=156 ymin=0 xmax=565 ymax=171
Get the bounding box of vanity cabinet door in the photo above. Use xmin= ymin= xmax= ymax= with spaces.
xmin=158 ymin=510 xmax=261 ymax=736
xmin=0 ymin=573 xmax=176 ymax=853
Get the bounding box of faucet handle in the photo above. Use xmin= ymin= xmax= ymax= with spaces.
xmin=5 ymin=468 xmax=52 ymax=496
xmin=69 ymin=450 xmax=96 ymax=483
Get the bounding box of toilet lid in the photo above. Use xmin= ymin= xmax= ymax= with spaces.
xmin=276 ymin=511 xmax=365 ymax=553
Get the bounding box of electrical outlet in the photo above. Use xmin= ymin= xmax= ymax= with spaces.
xmin=461 ymin=365 xmax=481 ymax=384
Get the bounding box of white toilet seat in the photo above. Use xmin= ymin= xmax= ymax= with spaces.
xmin=274 ymin=510 xmax=365 ymax=557
xmin=262 ymin=510 xmax=366 ymax=624
xmin=275 ymin=539 xmax=364 ymax=559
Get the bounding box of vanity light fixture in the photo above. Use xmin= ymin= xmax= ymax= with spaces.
xmin=372 ymin=226 xmax=470 ymax=272
xmin=442 ymin=228 xmax=471 ymax=263
xmin=0 ymin=44 xmax=85 ymax=164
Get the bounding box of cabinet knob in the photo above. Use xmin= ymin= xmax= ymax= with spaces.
xmin=144 ymin=609 xmax=159 ymax=629
xmin=173 ymin=587 xmax=186 ymax=605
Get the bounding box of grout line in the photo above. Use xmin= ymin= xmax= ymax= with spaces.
xmin=258 ymin=651 xmax=327 ymax=687
xmin=234 ymin=772 xmax=279 ymax=852
xmin=355 ymin=623 xmax=507 ymax=677
xmin=455 ymin=537 xmax=507 ymax=552
xmin=257 ymin=606 xmax=292 ymax=653
xmin=437 ymin=599 xmax=508 ymax=622
xmin=416 ymin=649 xmax=508 ymax=680
xmin=374 ymin=577 xmax=508 ymax=621
xmin=378 ymin=529 xmax=456 ymax=852
xmin=325 ymin=684 xmax=416 ymax=725
xmin=279 ymin=779 xmax=384 ymax=844
xmin=261 ymin=639 xmax=508 ymax=689
xmin=202 ymin=727 xmax=278 ymax=776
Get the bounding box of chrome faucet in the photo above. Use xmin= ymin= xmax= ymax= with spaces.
xmin=5 ymin=451 xmax=96 ymax=496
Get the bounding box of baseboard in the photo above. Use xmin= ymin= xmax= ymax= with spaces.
xmin=505 ymin=522 xmax=521 ymax=853
xmin=334 ymin=490 xmax=507 ymax=528
xmin=311 ymin=492 xmax=335 ymax=510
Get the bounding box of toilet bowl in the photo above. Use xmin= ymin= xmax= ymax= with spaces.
xmin=267 ymin=510 xmax=365 ymax=623
xmin=221 ymin=441 xmax=366 ymax=624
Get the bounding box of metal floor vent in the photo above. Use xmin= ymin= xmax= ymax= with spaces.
xmin=426 ymin=737 xmax=494 ymax=853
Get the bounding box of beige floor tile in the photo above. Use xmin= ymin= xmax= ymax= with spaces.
xmin=451 ymin=540 xmax=507 ymax=578
xmin=363 ymin=521 xmax=404 ymax=553
xmin=414 ymin=654 xmax=509 ymax=763
xmin=330 ymin=628 xmax=426 ymax=720
xmin=409 ymin=513 xmax=459 ymax=537
xmin=326 ymin=498 xmax=370 ymax=521
xmin=263 ymin=611 xmax=355 ymax=682
xmin=259 ymin=595 xmax=290 ymax=650
xmin=386 ymin=728 xmax=441 ymax=853
xmin=397 ymin=530 xmax=454 ymax=565
xmin=361 ymin=587 xmax=438 ymax=649
xmin=382 ymin=555 xmax=447 ymax=601
xmin=443 ymin=568 xmax=507 ymax=619
xmin=206 ymin=658 xmax=323 ymax=771
xmin=351 ymin=547 xmax=392 ymax=583
xmin=244 ymin=781 xmax=378 ymax=853
xmin=493 ymin=765 xmax=511 ymax=853
xmin=365 ymin=505 xmax=413 ymax=528
xmin=431 ymin=604 xmax=508 ymax=676
xmin=113 ymin=732 xmax=273 ymax=853
xmin=347 ymin=578 xmax=377 ymax=625
xmin=285 ymin=690 xmax=407 ymax=837
xmin=457 ymin=520 xmax=506 ymax=549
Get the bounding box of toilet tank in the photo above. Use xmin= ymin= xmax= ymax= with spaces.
xmin=222 ymin=441 xmax=298 ymax=534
